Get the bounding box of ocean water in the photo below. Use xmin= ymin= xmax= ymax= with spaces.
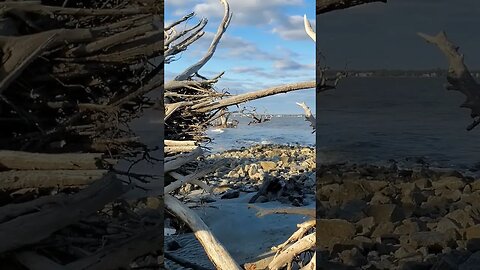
xmin=205 ymin=115 xmax=315 ymax=152
xmin=318 ymin=77 xmax=480 ymax=171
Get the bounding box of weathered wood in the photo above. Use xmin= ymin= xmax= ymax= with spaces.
xmin=317 ymin=0 xmax=387 ymax=14
xmin=267 ymin=233 xmax=315 ymax=270
xmin=0 ymin=151 xmax=112 ymax=170
xmin=249 ymin=204 xmax=316 ymax=218
xmin=164 ymin=147 xmax=203 ymax=172
xmin=0 ymin=174 xmax=126 ymax=253
xmin=164 ymin=194 xmax=242 ymax=270
xmin=418 ymin=31 xmax=480 ymax=130
xmin=194 ymin=81 xmax=316 ymax=113
xmin=296 ymin=102 xmax=316 ymax=132
xmin=0 ymin=170 xmax=107 ymax=190
xmin=64 ymin=228 xmax=162 ymax=270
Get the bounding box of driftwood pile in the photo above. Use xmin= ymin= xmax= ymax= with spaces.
xmin=0 ymin=0 xmax=163 ymax=269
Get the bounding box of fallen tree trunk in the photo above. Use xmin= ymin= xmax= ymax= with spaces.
xmin=0 ymin=174 xmax=126 ymax=253
xmin=0 ymin=169 xmax=107 ymax=190
xmin=317 ymin=0 xmax=387 ymax=14
xmin=0 ymin=151 xmax=114 ymax=170
xmin=164 ymin=194 xmax=242 ymax=270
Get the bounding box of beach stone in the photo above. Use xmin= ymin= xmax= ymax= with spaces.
xmin=432 ymin=176 xmax=465 ymax=190
xmin=446 ymin=209 xmax=474 ymax=228
xmin=471 ymin=181 xmax=480 ymax=191
xmin=317 ymin=219 xmax=355 ymax=250
xmin=356 ymin=217 xmax=376 ymax=236
xmin=431 ymin=256 xmax=459 ymax=270
xmin=372 ymin=222 xmax=395 ymax=240
xmin=409 ymin=231 xmax=455 ymax=250
xmin=460 ymin=251 xmax=480 ymax=270
xmin=436 ymin=217 xmax=461 ymax=235
xmin=259 ymin=161 xmax=276 ymax=172
xmin=145 ymin=197 xmax=161 ymax=209
xmin=370 ymin=192 xmax=391 ymax=204
xmin=466 ymin=225 xmax=480 ymax=240
xmin=220 ymin=190 xmax=239 ymax=200
xmin=339 ymin=247 xmax=367 ymax=267
xmin=363 ymin=180 xmax=389 ymax=192
xmin=414 ymin=178 xmax=431 ymax=190
xmin=394 ymin=219 xmax=421 ymax=235
xmin=366 ymin=204 xmax=405 ymax=223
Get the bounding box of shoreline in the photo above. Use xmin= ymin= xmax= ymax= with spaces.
xmin=165 ymin=144 xmax=315 ymax=269
xmin=317 ymin=163 xmax=480 ymax=269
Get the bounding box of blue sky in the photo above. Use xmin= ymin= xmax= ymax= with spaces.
xmin=165 ymin=0 xmax=315 ymax=114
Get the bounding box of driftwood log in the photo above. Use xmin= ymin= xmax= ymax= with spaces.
xmin=419 ymin=31 xmax=480 ymax=130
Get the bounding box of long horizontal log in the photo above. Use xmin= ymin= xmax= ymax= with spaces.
xmin=164 ymin=147 xmax=202 ymax=172
xmin=0 ymin=151 xmax=112 ymax=170
xmin=0 ymin=170 xmax=107 ymax=190
xmin=0 ymin=2 xmax=153 ymax=16
xmin=317 ymin=0 xmax=387 ymax=14
xmin=194 ymin=81 xmax=315 ymax=113
xmin=0 ymin=174 xmax=126 ymax=253
xmin=164 ymin=194 xmax=242 ymax=270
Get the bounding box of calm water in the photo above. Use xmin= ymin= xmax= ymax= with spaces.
xmin=205 ymin=116 xmax=315 ymax=152
xmin=318 ymin=77 xmax=480 ymax=171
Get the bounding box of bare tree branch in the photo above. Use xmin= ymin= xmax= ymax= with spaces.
xmin=418 ymin=31 xmax=480 ymax=130
xmin=174 ymin=0 xmax=232 ymax=81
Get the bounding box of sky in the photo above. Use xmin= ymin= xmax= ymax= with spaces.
xmin=317 ymin=0 xmax=480 ymax=70
xmin=165 ymin=0 xmax=316 ymax=114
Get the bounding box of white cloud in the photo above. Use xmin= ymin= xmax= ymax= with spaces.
xmin=272 ymin=15 xmax=316 ymax=40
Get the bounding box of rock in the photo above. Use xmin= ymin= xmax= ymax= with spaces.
xmin=247 ymin=164 xmax=258 ymax=178
xmin=145 ymin=197 xmax=161 ymax=209
xmin=366 ymin=204 xmax=405 ymax=223
xmin=466 ymin=225 xmax=480 ymax=240
xmin=414 ymin=178 xmax=431 ymax=190
xmin=370 ymin=192 xmax=391 ymax=204
xmin=317 ymin=219 xmax=356 ymax=250
xmin=394 ymin=219 xmax=421 ymax=235
xmin=436 ymin=217 xmax=461 ymax=235
xmin=409 ymin=231 xmax=456 ymax=250
xmin=259 ymin=161 xmax=276 ymax=172
xmin=371 ymin=222 xmax=394 ymax=240
xmin=339 ymin=248 xmax=367 ymax=267
xmin=220 ymin=190 xmax=239 ymax=199
xmin=446 ymin=209 xmax=474 ymax=228
xmin=432 ymin=256 xmax=459 ymax=270
xmin=356 ymin=217 xmax=376 ymax=236
xmin=460 ymin=251 xmax=480 ymax=270
xmin=470 ymin=180 xmax=480 ymax=191
xmin=432 ymin=176 xmax=465 ymax=190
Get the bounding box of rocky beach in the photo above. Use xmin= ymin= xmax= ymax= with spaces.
xmin=317 ymin=163 xmax=480 ymax=269
xmin=165 ymin=144 xmax=315 ymax=269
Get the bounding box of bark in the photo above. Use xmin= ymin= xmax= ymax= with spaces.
xmin=0 ymin=151 xmax=113 ymax=170
xmin=164 ymin=194 xmax=242 ymax=270
xmin=317 ymin=0 xmax=387 ymax=14
xmin=418 ymin=31 xmax=480 ymax=130
xmin=0 ymin=174 xmax=126 ymax=253
xmin=267 ymin=233 xmax=315 ymax=270
xmin=194 ymin=81 xmax=316 ymax=113
xmin=0 ymin=170 xmax=107 ymax=190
